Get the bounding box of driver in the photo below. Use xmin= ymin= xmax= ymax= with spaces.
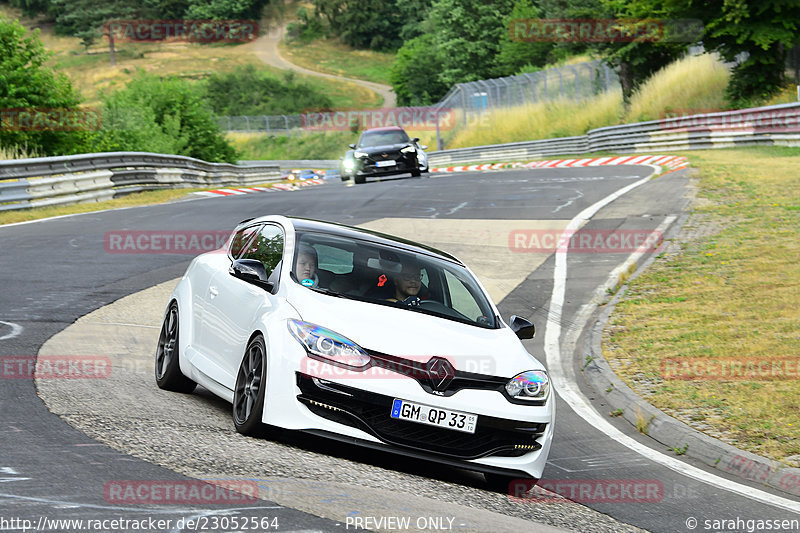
xmin=388 ymin=261 xmax=422 ymax=303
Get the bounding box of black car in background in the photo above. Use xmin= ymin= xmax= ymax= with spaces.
xmin=340 ymin=126 xmax=428 ymax=184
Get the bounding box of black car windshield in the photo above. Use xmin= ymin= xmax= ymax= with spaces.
xmin=292 ymin=231 xmax=498 ymax=329
xmin=358 ymin=130 xmax=410 ymax=147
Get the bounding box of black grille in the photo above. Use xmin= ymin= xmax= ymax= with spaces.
xmin=296 ymin=373 xmax=546 ymax=460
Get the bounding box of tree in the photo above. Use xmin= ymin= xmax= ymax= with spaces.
xmin=391 ymin=33 xmax=449 ymax=105
xmin=184 ymin=0 xmax=270 ymax=20
xmin=665 ymin=0 xmax=800 ymax=105
xmin=0 ymin=13 xmax=87 ymax=156
xmin=426 ymin=0 xmax=515 ymax=86
xmin=493 ymin=0 xmax=556 ymax=76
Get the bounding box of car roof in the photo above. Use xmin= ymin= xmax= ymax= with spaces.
xmin=362 ymin=126 xmax=406 ymax=133
xmin=243 ymin=216 xmax=462 ymax=264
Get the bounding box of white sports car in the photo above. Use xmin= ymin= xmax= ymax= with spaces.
xmin=155 ymin=216 xmax=554 ymax=485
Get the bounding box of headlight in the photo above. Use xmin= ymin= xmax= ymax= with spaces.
xmin=505 ymin=370 xmax=549 ymax=401
xmin=354 ymin=151 xmax=368 ymax=158
xmin=287 ymin=319 xmax=370 ymax=369
xmin=343 ymin=159 xmax=356 ymax=170
xmin=400 ymin=146 xmax=416 ymax=153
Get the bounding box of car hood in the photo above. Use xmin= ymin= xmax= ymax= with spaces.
xmin=356 ymin=143 xmax=411 ymax=154
xmin=286 ymin=286 xmax=543 ymax=377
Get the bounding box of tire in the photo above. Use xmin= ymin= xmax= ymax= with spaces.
xmin=411 ymin=169 xmax=421 ymax=177
xmin=233 ymin=335 xmax=268 ymax=436
xmin=354 ymin=175 xmax=366 ymax=184
xmin=155 ymin=301 xmax=196 ymax=393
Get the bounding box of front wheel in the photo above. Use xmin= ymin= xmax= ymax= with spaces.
xmin=354 ymin=175 xmax=366 ymax=184
xmin=411 ymin=169 xmax=421 ymax=177
xmin=233 ymin=335 xmax=268 ymax=436
xmin=155 ymin=301 xmax=196 ymax=393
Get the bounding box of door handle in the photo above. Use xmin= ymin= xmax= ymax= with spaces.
xmin=209 ymin=286 xmax=219 ymax=298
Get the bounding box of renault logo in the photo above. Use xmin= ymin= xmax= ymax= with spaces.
xmin=426 ymin=357 xmax=455 ymax=392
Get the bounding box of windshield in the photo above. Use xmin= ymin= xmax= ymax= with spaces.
xmin=358 ymin=130 xmax=410 ymax=147
xmin=291 ymin=231 xmax=498 ymax=329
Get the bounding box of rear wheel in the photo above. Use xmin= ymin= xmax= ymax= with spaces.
xmin=155 ymin=301 xmax=196 ymax=393
xmin=233 ymin=335 xmax=268 ymax=436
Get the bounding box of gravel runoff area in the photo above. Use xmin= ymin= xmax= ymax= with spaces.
xmin=37 ymin=279 xmax=645 ymax=533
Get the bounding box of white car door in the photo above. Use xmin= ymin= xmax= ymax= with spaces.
xmin=201 ymin=224 xmax=284 ymax=390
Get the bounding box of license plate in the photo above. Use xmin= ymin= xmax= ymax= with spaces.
xmin=375 ymin=160 xmax=396 ymax=167
xmin=390 ymin=399 xmax=477 ymax=434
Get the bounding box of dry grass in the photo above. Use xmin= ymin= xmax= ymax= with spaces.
xmin=624 ymin=53 xmax=731 ymax=123
xmin=0 ymin=145 xmax=40 ymax=160
xmin=445 ymin=90 xmax=623 ymax=149
xmin=279 ymin=37 xmax=395 ymax=85
xmin=604 ymin=146 xmax=800 ymax=461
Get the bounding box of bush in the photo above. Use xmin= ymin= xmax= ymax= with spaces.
xmin=204 ymin=65 xmax=334 ymax=116
xmin=92 ymin=71 xmax=237 ymax=163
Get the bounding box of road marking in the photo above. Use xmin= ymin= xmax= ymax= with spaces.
xmin=0 ymin=321 xmax=22 ymax=341
xmin=544 ymin=165 xmax=800 ymax=514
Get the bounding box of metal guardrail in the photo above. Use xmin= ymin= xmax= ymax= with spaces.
xmin=0 ymin=152 xmax=280 ymax=212
xmin=2 ymin=103 xmax=798 ymax=211
xmin=428 ymin=102 xmax=800 ymax=166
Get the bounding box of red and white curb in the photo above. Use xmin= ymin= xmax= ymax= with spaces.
xmin=431 ymin=155 xmax=689 ymax=173
xmin=194 ymin=179 xmax=325 ymax=197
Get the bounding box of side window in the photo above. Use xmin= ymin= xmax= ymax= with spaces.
xmin=443 ymin=270 xmax=482 ymax=320
xmin=241 ymin=224 xmax=284 ymax=274
xmin=317 ymin=245 xmax=353 ymax=274
xmin=229 ymin=225 xmax=262 ymax=259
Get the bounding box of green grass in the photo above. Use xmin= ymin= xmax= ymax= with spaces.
xmin=279 ymin=37 xmax=395 ymax=85
xmin=603 ymin=146 xmax=800 ymax=462
xmin=227 ymin=131 xmax=358 ymax=160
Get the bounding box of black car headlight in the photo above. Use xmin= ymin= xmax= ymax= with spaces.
xmin=287 ymin=319 xmax=370 ymax=369
xmin=505 ymin=370 xmax=550 ymax=401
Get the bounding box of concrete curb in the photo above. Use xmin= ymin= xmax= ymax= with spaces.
xmin=581 ymin=216 xmax=800 ymax=499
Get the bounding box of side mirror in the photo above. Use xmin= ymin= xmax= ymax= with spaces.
xmin=509 ymin=315 xmax=535 ymax=339
xmin=411 ymin=137 xmax=420 ymax=143
xmin=230 ymin=259 xmax=274 ymax=292
xmin=348 ymin=143 xmax=356 ymax=149
xmin=420 ymin=145 xmax=428 ymax=150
